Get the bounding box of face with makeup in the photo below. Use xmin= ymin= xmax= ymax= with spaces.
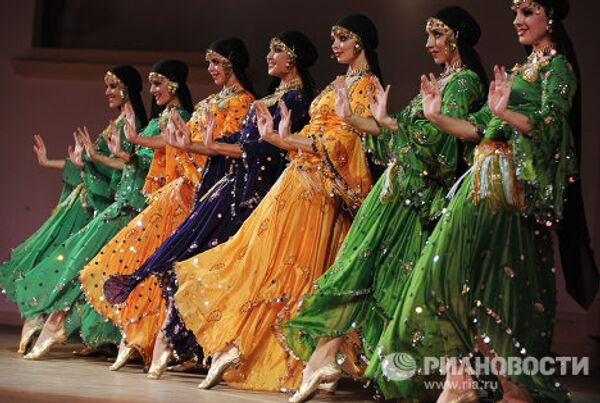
xmin=512 ymin=0 xmax=551 ymax=47
xmin=266 ymin=39 xmax=294 ymax=78
xmin=104 ymin=73 xmax=126 ymax=109
xmin=206 ymin=51 xmax=232 ymax=86
xmin=425 ymin=19 xmax=458 ymax=66
xmin=330 ymin=27 xmax=362 ymax=65
xmin=149 ymin=73 xmax=176 ymax=106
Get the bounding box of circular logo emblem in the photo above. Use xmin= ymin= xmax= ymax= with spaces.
xmin=381 ymin=352 xmax=417 ymax=381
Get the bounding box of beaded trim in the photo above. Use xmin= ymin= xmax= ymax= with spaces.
xmin=270 ymin=37 xmax=297 ymax=63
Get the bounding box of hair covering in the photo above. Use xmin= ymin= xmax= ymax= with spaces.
xmin=430 ymin=6 xmax=488 ymax=88
xmin=527 ymin=0 xmax=598 ymax=308
xmin=334 ymin=14 xmax=383 ymax=82
xmin=109 ymin=65 xmax=148 ymax=127
xmin=268 ymin=31 xmax=318 ymax=100
xmin=149 ymin=59 xmax=194 ymax=118
xmin=208 ymin=37 xmax=255 ymax=96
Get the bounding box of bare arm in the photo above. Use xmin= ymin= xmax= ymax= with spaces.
xmin=33 ymin=134 xmax=66 ymax=169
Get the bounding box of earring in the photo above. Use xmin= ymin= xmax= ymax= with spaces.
xmin=353 ymin=42 xmax=362 ymax=55
xmin=546 ymin=18 xmax=554 ymax=33
xmin=119 ymin=89 xmax=128 ymax=102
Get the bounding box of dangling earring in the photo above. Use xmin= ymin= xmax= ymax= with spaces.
xmin=119 ymin=89 xmax=128 ymax=102
xmin=167 ymin=81 xmax=179 ymax=96
xmin=546 ymin=18 xmax=554 ymax=33
xmin=353 ymin=42 xmax=362 ymax=55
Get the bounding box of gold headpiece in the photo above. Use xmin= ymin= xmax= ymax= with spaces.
xmin=269 ymin=37 xmax=297 ymax=64
xmin=104 ymin=71 xmax=128 ymax=101
xmin=148 ymin=72 xmax=179 ymax=95
xmin=511 ymin=0 xmax=543 ymax=13
xmin=331 ymin=25 xmax=364 ymax=54
xmin=205 ymin=49 xmax=233 ymax=74
xmin=426 ymin=18 xmax=458 ymax=56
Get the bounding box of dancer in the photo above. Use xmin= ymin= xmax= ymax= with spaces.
xmin=170 ymin=15 xmax=378 ymax=392
xmin=0 ymin=65 xmax=146 ymax=353
xmin=102 ymin=31 xmax=317 ymax=379
xmin=367 ymin=1 xmax=597 ymax=401
xmin=80 ymin=37 xmax=254 ymax=370
xmin=281 ymin=6 xmax=487 ymax=402
xmin=16 ymin=60 xmax=193 ymax=360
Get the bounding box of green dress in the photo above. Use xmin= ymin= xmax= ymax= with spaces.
xmin=0 ymin=119 xmax=131 ymax=303
xmin=365 ymin=53 xmax=576 ymax=402
xmin=15 ymin=108 xmax=190 ymax=347
xmin=280 ymin=69 xmax=484 ymax=368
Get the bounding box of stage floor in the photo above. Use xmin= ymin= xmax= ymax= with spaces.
xmin=0 ymin=326 xmax=598 ymax=402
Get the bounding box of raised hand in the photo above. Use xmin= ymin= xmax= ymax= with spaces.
xmin=255 ymin=102 xmax=276 ymax=143
xmin=420 ymin=73 xmax=443 ymax=122
xmin=68 ymin=132 xmax=84 ymax=167
xmin=333 ymin=75 xmax=352 ymax=123
xmin=77 ymin=126 xmax=97 ymax=160
xmin=123 ymin=102 xmax=139 ymax=143
xmin=167 ymin=110 xmax=192 ymax=149
xmin=368 ymin=76 xmax=392 ymax=123
xmin=277 ymin=99 xmax=292 ymax=141
xmin=32 ymin=134 xmax=50 ymax=167
xmin=107 ymin=120 xmax=122 ymax=155
xmin=488 ymin=65 xmax=514 ymax=119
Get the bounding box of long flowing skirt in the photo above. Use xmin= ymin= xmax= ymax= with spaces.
xmin=1 ymin=185 xmax=92 ymax=303
xmin=173 ymin=164 xmax=350 ymax=392
xmin=280 ymin=170 xmax=430 ymax=374
xmin=15 ymin=202 xmax=137 ymax=346
xmin=80 ymin=177 xmax=194 ymax=362
xmin=365 ymin=142 xmax=569 ymax=401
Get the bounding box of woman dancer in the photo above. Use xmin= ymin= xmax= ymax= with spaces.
xmin=16 ymin=60 xmax=193 ymax=360
xmin=281 ymin=6 xmax=487 ymax=402
xmin=80 ymin=37 xmax=254 ymax=370
xmin=102 ymin=31 xmax=317 ymax=379
xmin=0 ymin=65 xmax=146 ymax=353
xmin=170 ymin=15 xmax=378 ymax=392
xmin=367 ymin=1 xmax=596 ymax=401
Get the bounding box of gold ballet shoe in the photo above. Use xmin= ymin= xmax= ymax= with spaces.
xmin=23 ymin=327 xmax=67 ymax=360
xmin=17 ymin=322 xmax=43 ymax=354
xmin=198 ymin=347 xmax=240 ymax=390
xmin=110 ymin=345 xmax=134 ymax=371
xmin=289 ymin=361 xmax=342 ymax=403
xmin=146 ymin=348 xmax=172 ymax=380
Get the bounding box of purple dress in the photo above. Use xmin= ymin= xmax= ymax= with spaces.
xmin=105 ymin=88 xmax=311 ymax=360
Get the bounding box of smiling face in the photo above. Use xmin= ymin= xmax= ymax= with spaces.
xmin=267 ymin=38 xmax=294 ymax=78
xmin=425 ymin=18 xmax=457 ymax=66
xmin=104 ymin=72 xmax=125 ymax=109
xmin=206 ymin=50 xmax=233 ymax=87
xmin=148 ymin=73 xmax=175 ymax=106
xmin=512 ymin=0 xmax=550 ymax=47
xmin=330 ymin=26 xmax=362 ymax=65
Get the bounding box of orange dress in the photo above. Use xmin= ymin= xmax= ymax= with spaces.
xmin=173 ymin=72 xmax=374 ymax=391
xmin=80 ymin=86 xmax=253 ymax=363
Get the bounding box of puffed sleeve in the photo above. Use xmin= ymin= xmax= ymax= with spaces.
xmin=512 ymin=55 xmax=578 ymax=223
xmin=309 ymin=76 xmax=374 ymax=211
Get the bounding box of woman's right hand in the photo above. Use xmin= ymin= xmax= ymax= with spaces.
xmin=369 ymin=76 xmax=398 ymax=131
xmin=166 ymin=110 xmax=192 ymax=149
xmin=255 ymin=102 xmax=277 ymax=143
xmin=33 ymin=134 xmax=50 ymax=167
xmin=77 ymin=126 xmax=97 ymax=160
xmin=123 ymin=102 xmax=139 ymax=143
xmin=420 ymin=73 xmax=443 ymax=124
xmin=68 ymin=132 xmax=84 ymax=168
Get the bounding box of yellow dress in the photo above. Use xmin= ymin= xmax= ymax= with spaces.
xmin=173 ymin=72 xmax=374 ymax=391
xmin=80 ymin=86 xmax=252 ymax=363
